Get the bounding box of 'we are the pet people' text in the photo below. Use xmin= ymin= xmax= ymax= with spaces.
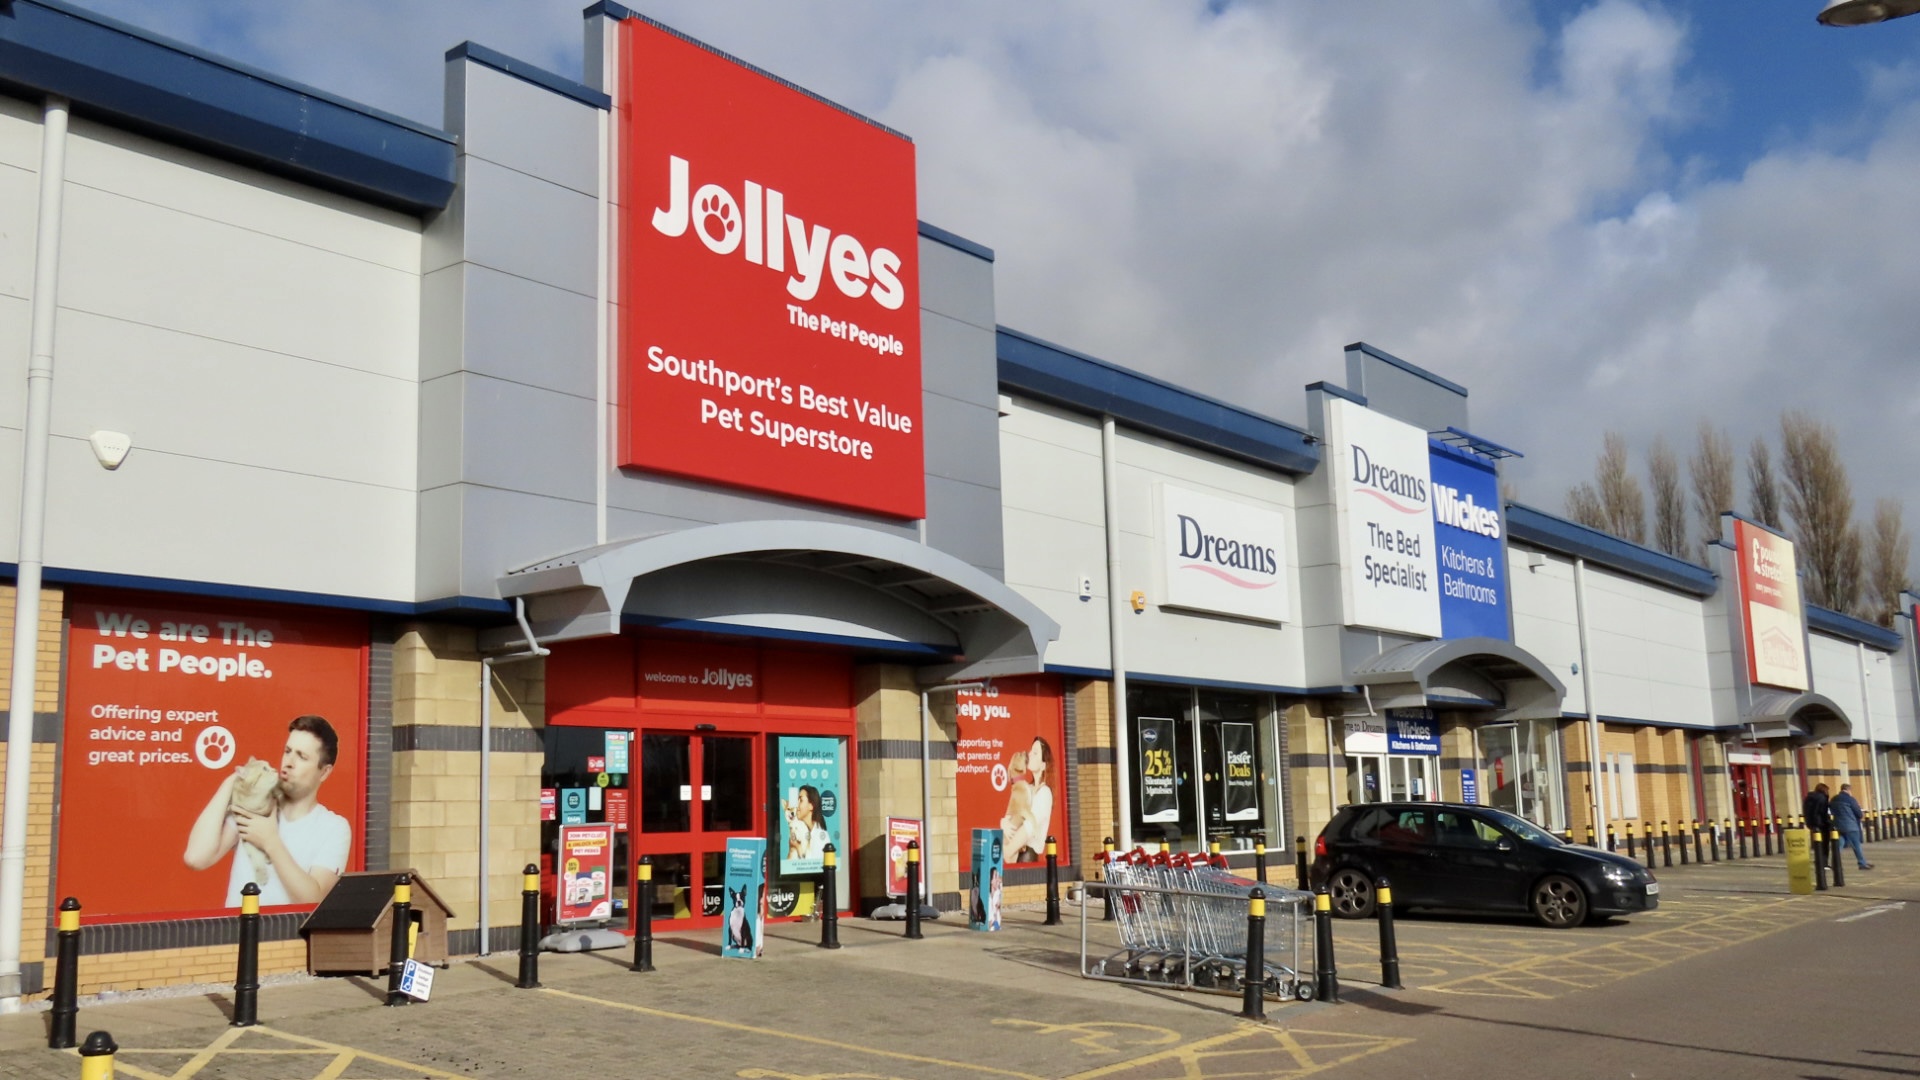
xmin=89 ymin=609 xmax=276 ymax=682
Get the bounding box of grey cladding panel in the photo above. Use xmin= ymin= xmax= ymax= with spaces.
xmin=461 ymin=264 xmax=598 ymax=399
xmin=920 ymin=312 xmax=997 ymax=409
xmin=917 ymin=236 xmax=995 ymax=332
xmin=417 ymin=374 xmax=464 ymax=491
xmin=921 ymin=391 xmax=1000 ymax=490
xmin=454 ymin=61 xmax=600 ymax=197
xmin=1345 ymin=351 xmax=1468 ymax=433
xmin=416 ymin=484 xmax=464 ymax=599
xmin=462 ymin=375 xmax=598 ymax=503
xmin=459 ymin=484 xmax=597 ymax=598
xmin=461 ymin=157 xmax=598 ymax=298
xmin=418 ymin=265 xmax=465 ymax=383
xmin=925 ymin=474 xmax=1004 ymax=578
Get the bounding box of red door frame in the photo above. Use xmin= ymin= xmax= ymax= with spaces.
xmin=1730 ymin=763 xmax=1773 ymax=835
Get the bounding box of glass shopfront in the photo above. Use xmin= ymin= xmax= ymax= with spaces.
xmin=1475 ymin=720 xmax=1565 ymax=831
xmin=1126 ymin=685 xmax=1282 ymax=851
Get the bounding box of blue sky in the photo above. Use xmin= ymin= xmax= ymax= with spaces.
xmin=67 ymin=0 xmax=1920 ymax=563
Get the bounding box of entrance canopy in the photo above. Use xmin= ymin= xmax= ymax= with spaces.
xmin=1350 ymin=636 xmax=1566 ymax=721
xmin=1744 ymin=690 xmax=1854 ymax=745
xmin=484 ymin=520 xmax=1059 ymax=685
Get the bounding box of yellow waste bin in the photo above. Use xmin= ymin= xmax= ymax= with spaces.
xmin=1784 ymin=828 xmax=1814 ymax=895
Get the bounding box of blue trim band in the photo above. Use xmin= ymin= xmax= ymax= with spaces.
xmin=1506 ymin=503 xmax=1718 ymax=597
xmin=584 ymin=1 xmax=637 ymax=20
xmin=1346 ymin=342 xmax=1469 ymax=398
xmin=0 ymin=562 xmax=509 ymax=618
xmin=918 ymin=221 xmax=994 ymax=262
xmin=1306 ymin=381 xmax=1367 ymax=407
xmin=0 ymin=0 xmax=457 ymax=215
xmin=448 ymin=42 xmax=610 ymax=110
xmin=619 ymin=615 xmax=950 ymax=655
xmin=998 ymin=328 xmax=1319 ymax=475
xmin=1807 ymin=605 xmax=1903 ymax=651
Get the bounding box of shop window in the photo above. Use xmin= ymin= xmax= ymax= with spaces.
xmin=1605 ymin=752 xmax=1638 ymax=820
xmin=1127 ymin=686 xmax=1276 ymax=850
xmin=541 ymin=727 xmax=633 ymax=920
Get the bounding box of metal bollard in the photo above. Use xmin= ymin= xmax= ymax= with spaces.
xmin=1294 ymin=836 xmax=1309 ymax=891
xmin=1831 ymin=833 xmax=1846 ymax=888
xmin=1624 ymin=821 xmax=1636 ymax=862
xmin=1814 ymin=830 xmax=1829 ymax=891
xmin=1708 ymin=821 xmax=1719 ymax=862
xmin=516 ymin=864 xmax=541 ymax=989
xmin=384 ymin=873 xmax=413 ymax=1007
xmin=1722 ymin=819 xmax=1735 ymax=861
xmin=79 ymin=1031 xmax=116 ymax=1080
xmin=1313 ymin=887 xmax=1340 ymax=1003
xmin=819 ymin=844 xmax=841 ymax=949
xmin=633 ymin=856 xmax=655 ymax=972
xmin=1584 ymin=824 xmax=1596 ymax=848
xmin=1660 ymin=822 xmax=1672 ymax=868
xmin=1376 ymin=877 xmax=1402 ymax=990
xmin=49 ymin=897 xmax=80 ymax=1050
xmin=232 ymin=883 xmax=260 ymax=1027
xmin=1607 ymin=824 xmax=1616 ymax=852
xmin=1254 ymin=840 xmax=1268 ymax=885
xmin=1738 ymin=820 xmax=1749 ymax=859
xmin=904 ymin=840 xmax=923 ymax=940
xmin=1693 ymin=820 xmax=1705 ymax=864
xmin=1678 ymin=821 xmax=1689 ymax=865
xmin=1044 ymin=836 xmax=1061 ymax=926
xmin=1764 ymin=818 xmax=1774 ymax=857
xmin=1102 ymin=837 xmax=1116 ymax=922
xmin=1238 ymin=889 xmax=1267 ymax=1022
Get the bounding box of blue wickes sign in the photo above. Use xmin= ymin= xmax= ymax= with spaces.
xmin=1429 ymin=443 xmax=1508 ymax=640
xmin=1386 ymin=709 xmax=1440 ymax=755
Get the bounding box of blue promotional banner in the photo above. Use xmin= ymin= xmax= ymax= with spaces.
xmin=1460 ymin=767 xmax=1478 ymax=805
xmin=969 ymin=828 xmax=1003 ymax=931
xmin=604 ymin=731 xmax=629 ymax=774
xmin=777 ymin=736 xmax=844 ymax=876
xmin=1429 ymin=443 xmax=1508 ymax=641
xmin=721 ymin=836 xmax=767 ymax=959
xmin=560 ymin=787 xmax=588 ymax=825
xmin=1386 ymin=709 xmax=1440 ymax=755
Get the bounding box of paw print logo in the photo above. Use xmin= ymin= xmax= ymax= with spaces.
xmin=196 ymin=726 xmax=236 ymax=770
xmin=695 ymin=192 xmax=737 ymax=247
xmin=991 ymin=762 xmax=1009 ymax=793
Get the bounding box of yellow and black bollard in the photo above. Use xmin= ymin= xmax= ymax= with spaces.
xmin=904 ymin=840 xmax=924 ymax=940
xmin=49 ymin=897 xmax=80 ymax=1050
xmin=1294 ymin=836 xmax=1309 ymax=891
xmin=1312 ymin=887 xmax=1340 ymax=1003
xmin=1624 ymin=821 xmax=1636 ymax=862
xmin=1101 ymin=837 xmax=1116 ymax=921
xmin=1814 ymin=829 xmax=1829 ymax=891
xmin=633 ymin=855 xmax=655 ymax=972
xmin=232 ymin=882 xmax=260 ymax=1027
xmin=1376 ymin=876 xmax=1401 ymax=990
xmin=1693 ymin=820 xmax=1705 ymax=864
xmin=1722 ymin=818 xmax=1735 ymax=861
xmin=1660 ymin=821 xmax=1672 ymax=868
xmin=1764 ymin=818 xmax=1775 ymax=856
xmin=1677 ymin=820 xmax=1689 ymax=864
xmin=1738 ymin=820 xmax=1749 ymax=859
xmin=384 ymin=873 xmax=413 ymax=1007
xmin=1044 ymin=836 xmax=1061 ymax=926
xmin=1584 ymin=824 xmax=1596 ymax=848
xmin=819 ymin=844 xmax=841 ymax=949
xmin=1238 ymin=889 xmax=1267 ymax=1022
xmin=517 ymin=864 xmax=541 ymax=989
xmin=78 ymin=1031 xmax=116 ymax=1080
xmin=1831 ymin=832 xmax=1846 ymax=888
xmin=1607 ymin=823 xmax=1617 ymax=853
xmin=1254 ymin=839 xmax=1268 ymax=885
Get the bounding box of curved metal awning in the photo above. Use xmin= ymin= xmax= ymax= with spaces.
xmin=483 ymin=520 xmax=1060 ymax=685
xmin=1351 ymin=636 xmax=1567 ymax=720
xmin=1744 ymin=690 xmax=1854 ymax=745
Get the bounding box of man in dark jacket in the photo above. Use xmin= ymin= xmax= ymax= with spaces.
xmin=1803 ymin=783 xmax=1834 ymax=875
xmin=1831 ymin=783 xmax=1871 ymax=870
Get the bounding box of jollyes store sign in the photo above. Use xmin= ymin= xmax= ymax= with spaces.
xmin=617 ymin=17 xmax=923 ymax=519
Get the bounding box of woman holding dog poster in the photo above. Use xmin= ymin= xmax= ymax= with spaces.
xmin=184 ymin=714 xmax=351 ymax=906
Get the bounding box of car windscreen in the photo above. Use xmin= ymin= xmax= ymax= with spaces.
xmin=1478 ymin=808 xmax=1561 ymax=845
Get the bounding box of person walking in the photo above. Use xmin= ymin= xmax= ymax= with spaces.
xmin=1803 ymin=782 xmax=1835 ymax=873
xmin=1831 ymin=783 xmax=1872 ymax=870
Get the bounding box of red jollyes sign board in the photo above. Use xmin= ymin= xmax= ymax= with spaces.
xmin=617 ymin=19 xmax=924 ymax=518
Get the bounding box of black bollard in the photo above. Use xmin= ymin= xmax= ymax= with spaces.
xmin=819 ymin=843 xmax=841 ymax=949
xmin=1814 ymin=829 xmax=1829 ymax=891
xmin=1238 ymin=889 xmax=1267 ymax=1022
xmin=1643 ymin=822 xmax=1653 ymax=864
xmin=79 ymin=1031 xmax=116 ymax=1080
xmin=1722 ymin=819 xmax=1735 ymax=861
xmin=1044 ymin=836 xmax=1061 ymax=926
xmin=1678 ymin=821 xmax=1689 ymax=865
xmin=1254 ymin=839 xmax=1268 ymax=885
xmin=1625 ymin=822 xmax=1636 ymax=862
xmin=633 ymin=856 xmax=655 ymax=972
xmin=1831 ymin=833 xmax=1846 ymax=887
xmin=1101 ymin=837 xmax=1116 ymax=922
xmin=1294 ymin=836 xmax=1308 ymax=892
xmin=1693 ymin=820 xmax=1705 ymax=864
xmin=48 ymin=897 xmax=80 ymax=1050
xmin=1313 ymin=886 xmax=1340 ymax=1003
xmin=904 ymin=840 xmax=923 ymax=940
xmin=1660 ymin=822 xmax=1672 ymax=868
xmin=1738 ymin=820 xmax=1749 ymax=859
xmin=232 ymin=883 xmax=260 ymax=1027
xmin=1606 ymin=824 xmax=1616 ymax=853
xmin=516 ymin=864 xmax=541 ymax=989
xmin=1584 ymin=824 xmax=1596 ymax=848
xmin=1764 ymin=818 xmax=1774 ymax=857
xmin=384 ymin=873 xmax=413 ymax=1007
xmin=1376 ymin=876 xmax=1402 ymax=990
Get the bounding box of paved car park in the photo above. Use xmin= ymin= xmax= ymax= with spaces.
xmin=1 ymin=836 xmax=1914 ymax=1079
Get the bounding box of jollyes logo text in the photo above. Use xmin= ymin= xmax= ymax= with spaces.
xmin=651 ymin=155 xmax=905 ymax=311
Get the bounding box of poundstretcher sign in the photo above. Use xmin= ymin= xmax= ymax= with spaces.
xmin=616 ymin=19 xmax=923 ymax=518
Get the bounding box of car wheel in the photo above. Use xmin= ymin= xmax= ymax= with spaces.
xmin=1531 ymin=874 xmax=1587 ymax=929
xmin=1327 ymin=867 xmax=1376 ymax=919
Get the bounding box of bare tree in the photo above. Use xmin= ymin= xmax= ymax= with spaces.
xmin=1780 ymin=410 xmax=1860 ymax=613
xmin=1866 ymin=499 xmax=1911 ymax=628
xmin=1565 ymin=431 xmax=1646 ymax=543
xmin=1649 ymin=436 xmax=1687 ymax=557
xmin=1747 ymin=437 xmax=1782 ymax=530
xmin=1689 ymin=421 xmax=1734 ymax=556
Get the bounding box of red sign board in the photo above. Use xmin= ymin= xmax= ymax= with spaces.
xmin=616 ymin=18 xmax=924 ymax=519
xmin=886 ymin=817 xmax=922 ymax=899
xmin=557 ymin=824 xmax=615 ymax=923
xmin=1735 ymin=519 xmax=1808 ymax=690
xmin=951 ymin=676 xmax=1069 ymax=869
xmin=59 ymin=596 xmax=367 ymax=922
xmin=605 ymin=788 xmax=631 ymax=833
xmin=540 ymin=788 xmax=557 ymax=822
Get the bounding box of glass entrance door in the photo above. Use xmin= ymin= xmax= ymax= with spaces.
xmin=631 ymin=731 xmax=761 ymax=928
xmin=1347 ymin=755 xmax=1435 ymax=804
xmin=1730 ymin=763 xmax=1772 ymax=836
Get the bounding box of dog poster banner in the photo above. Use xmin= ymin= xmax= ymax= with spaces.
xmin=950 ymin=675 xmax=1068 ymax=870
xmin=59 ymin=594 xmax=368 ymax=923
xmin=721 ymin=836 xmax=767 ymax=959
xmin=776 ymin=736 xmax=843 ymax=876
xmin=1138 ymin=717 xmax=1180 ymax=823
xmin=969 ymin=828 xmax=1003 ymax=932
xmin=1220 ymin=722 xmax=1259 ymax=821
xmin=556 ymin=823 xmax=614 ymax=923
xmin=885 ymin=816 xmax=925 ymax=899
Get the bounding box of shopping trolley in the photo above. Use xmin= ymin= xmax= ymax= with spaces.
xmin=1081 ymin=847 xmax=1314 ymax=1001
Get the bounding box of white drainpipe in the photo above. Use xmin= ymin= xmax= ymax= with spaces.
xmin=1101 ymin=416 xmax=1133 ymax=850
xmin=477 ymin=598 xmax=547 ymax=955
xmin=1 ymin=96 xmax=70 ymax=1014
xmin=1573 ymin=558 xmax=1608 ymax=837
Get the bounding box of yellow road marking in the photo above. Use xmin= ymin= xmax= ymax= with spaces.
xmin=97 ymin=1024 xmax=464 ymax=1080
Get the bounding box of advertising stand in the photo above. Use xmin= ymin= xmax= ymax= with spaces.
xmin=721 ymin=837 xmax=767 ymax=959
xmin=969 ymin=828 xmax=1004 ymax=931
xmin=556 ymin=824 xmax=615 ymax=924
xmin=871 ymin=817 xmax=937 ymax=921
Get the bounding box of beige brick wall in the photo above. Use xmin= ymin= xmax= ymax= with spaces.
xmin=1072 ymin=679 xmax=1114 ymax=881
xmin=855 ymin=664 xmax=959 ymax=904
xmin=65 ymin=940 xmax=307 ymax=997
xmin=1284 ymin=701 xmax=1334 ymax=846
xmin=0 ymin=583 xmax=64 ymax=988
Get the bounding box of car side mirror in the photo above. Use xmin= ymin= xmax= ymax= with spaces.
xmin=1496 ymin=839 xmax=1514 ymax=852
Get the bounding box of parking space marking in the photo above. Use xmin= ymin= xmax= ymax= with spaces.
xmin=92 ymin=1024 xmax=463 ymax=1080
xmin=1058 ymin=1026 xmax=1413 ymax=1080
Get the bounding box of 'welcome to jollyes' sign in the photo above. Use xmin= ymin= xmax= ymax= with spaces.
xmin=1328 ymin=399 xmax=1441 ymax=637
xmin=617 ymin=18 xmax=924 ymax=519
xmin=1735 ymin=518 xmax=1807 ymax=691
xmin=1157 ymin=485 xmax=1288 ymax=623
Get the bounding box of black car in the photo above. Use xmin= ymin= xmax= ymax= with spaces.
xmin=1309 ymin=801 xmax=1658 ymax=928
